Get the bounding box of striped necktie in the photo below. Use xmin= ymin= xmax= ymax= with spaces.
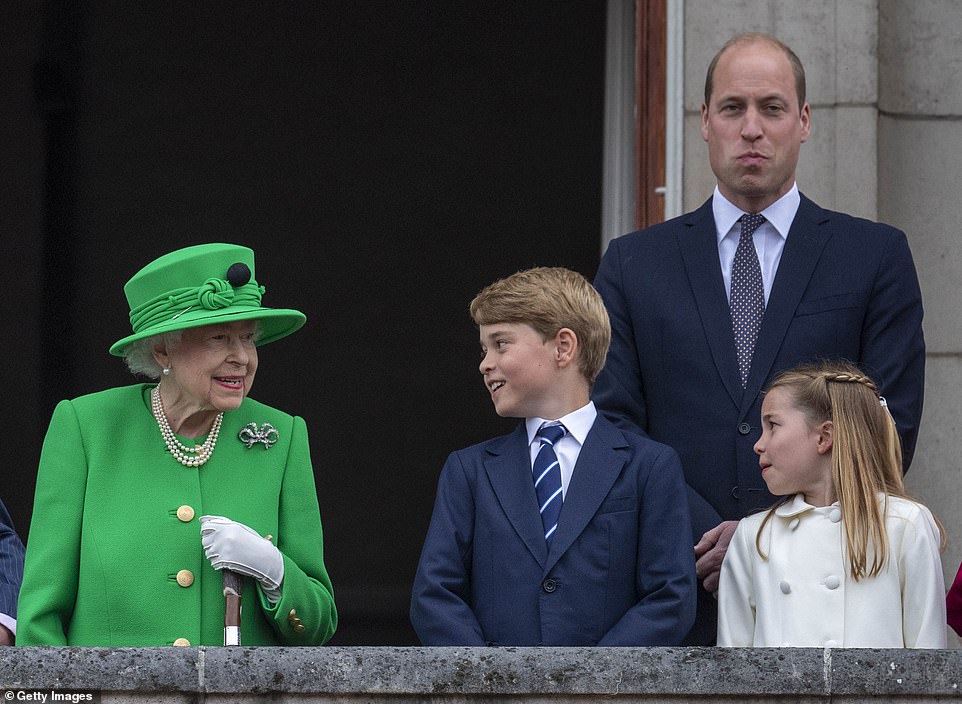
xmin=533 ymin=423 xmax=566 ymax=544
xmin=730 ymin=213 xmax=766 ymax=386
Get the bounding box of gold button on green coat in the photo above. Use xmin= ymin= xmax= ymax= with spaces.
xmin=176 ymin=505 xmax=195 ymax=523
xmin=17 ymin=385 xmax=337 ymax=646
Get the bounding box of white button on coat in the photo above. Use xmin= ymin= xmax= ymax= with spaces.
xmin=824 ymin=575 xmax=841 ymax=590
xmin=779 ymin=580 xmax=791 ymax=594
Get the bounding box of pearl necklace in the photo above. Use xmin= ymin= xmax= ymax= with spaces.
xmin=150 ymin=385 xmax=223 ymax=467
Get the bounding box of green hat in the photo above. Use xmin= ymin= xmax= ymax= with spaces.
xmin=109 ymin=243 xmax=306 ymax=356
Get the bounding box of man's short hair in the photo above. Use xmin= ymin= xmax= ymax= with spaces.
xmin=704 ymin=32 xmax=807 ymax=111
xmin=470 ymin=267 xmax=611 ymax=385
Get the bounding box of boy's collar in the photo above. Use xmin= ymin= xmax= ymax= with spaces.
xmin=525 ymin=401 xmax=597 ymax=446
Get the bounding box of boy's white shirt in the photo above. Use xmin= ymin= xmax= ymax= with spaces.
xmin=526 ymin=401 xmax=597 ymax=499
xmin=717 ymin=493 xmax=947 ymax=648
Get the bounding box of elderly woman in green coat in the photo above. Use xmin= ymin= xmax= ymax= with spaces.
xmin=17 ymin=243 xmax=336 ymax=646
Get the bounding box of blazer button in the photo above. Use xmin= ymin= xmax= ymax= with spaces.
xmin=737 ymin=422 xmax=752 ymax=435
xmin=824 ymin=575 xmax=841 ymax=590
xmin=779 ymin=580 xmax=791 ymax=594
xmin=288 ymin=608 xmax=305 ymax=631
xmin=173 ymin=638 xmax=190 ymax=647
xmin=542 ymin=578 xmax=557 ymax=593
xmin=176 ymin=505 xmax=195 ymax=522
xmin=176 ymin=569 xmax=194 ymax=588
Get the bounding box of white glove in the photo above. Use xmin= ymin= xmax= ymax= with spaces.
xmin=201 ymin=515 xmax=284 ymax=604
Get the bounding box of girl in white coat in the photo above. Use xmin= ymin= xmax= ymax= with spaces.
xmin=718 ymin=361 xmax=946 ymax=647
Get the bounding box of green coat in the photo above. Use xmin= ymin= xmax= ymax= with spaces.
xmin=17 ymin=384 xmax=337 ymax=646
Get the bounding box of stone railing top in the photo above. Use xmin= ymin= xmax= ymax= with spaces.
xmin=1 ymin=647 xmax=961 ymax=698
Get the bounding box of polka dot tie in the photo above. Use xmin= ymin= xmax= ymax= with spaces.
xmin=730 ymin=213 xmax=766 ymax=387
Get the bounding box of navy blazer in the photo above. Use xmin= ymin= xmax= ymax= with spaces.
xmin=410 ymin=413 xmax=696 ymax=646
xmin=0 ymin=498 xmax=25 ymax=624
xmin=592 ymin=195 xmax=925 ymax=640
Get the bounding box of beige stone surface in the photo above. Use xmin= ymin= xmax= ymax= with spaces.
xmin=4 ymin=646 xmax=962 ymax=697
xmin=905 ymin=356 xmax=962 ymax=648
xmin=879 ymin=116 xmax=962 ymax=353
xmin=832 ymin=0 xmax=879 ymax=104
xmin=685 ymin=0 xmax=877 ymax=109
xmin=684 ymin=0 xmax=772 ymax=111
xmin=876 ymin=12 xmax=962 ymax=598
xmin=795 ymin=105 xmax=878 ymax=218
xmin=682 ymin=113 xmax=714 ymax=213
xmin=880 ymin=0 xmax=962 ymax=115
xmin=772 ymin=0 xmax=838 ymax=106
xmin=795 ymin=105 xmax=836 ymax=208
xmin=831 ymin=106 xmax=877 ymax=219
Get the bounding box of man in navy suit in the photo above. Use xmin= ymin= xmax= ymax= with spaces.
xmin=0 ymin=498 xmax=25 ymax=645
xmin=411 ymin=267 xmax=695 ymax=645
xmin=593 ymin=33 xmax=925 ymax=644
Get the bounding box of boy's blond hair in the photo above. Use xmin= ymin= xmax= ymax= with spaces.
xmin=469 ymin=267 xmax=611 ymax=385
xmin=756 ymin=360 xmax=944 ymax=579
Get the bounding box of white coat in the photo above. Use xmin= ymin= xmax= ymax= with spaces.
xmin=718 ymin=494 xmax=946 ymax=648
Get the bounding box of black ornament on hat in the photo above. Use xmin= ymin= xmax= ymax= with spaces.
xmin=226 ymin=262 xmax=251 ymax=288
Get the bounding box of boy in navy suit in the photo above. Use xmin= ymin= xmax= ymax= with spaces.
xmin=410 ymin=267 xmax=695 ymax=645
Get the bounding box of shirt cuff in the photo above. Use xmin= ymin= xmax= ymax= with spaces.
xmin=0 ymin=612 xmax=16 ymax=636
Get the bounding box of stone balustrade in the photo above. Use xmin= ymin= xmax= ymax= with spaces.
xmin=2 ymin=646 xmax=961 ymax=703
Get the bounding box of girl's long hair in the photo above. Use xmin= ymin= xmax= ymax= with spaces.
xmin=755 ymin=360 xmax=943 ymax=580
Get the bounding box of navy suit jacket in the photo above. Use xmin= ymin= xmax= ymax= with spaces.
xmin=592 ymin=195 xmax=925 ymax=641
xmin=410 ymin=413 xmax=696 ymax=646
xmin=1 ymin=498 xmax=25 ymax=625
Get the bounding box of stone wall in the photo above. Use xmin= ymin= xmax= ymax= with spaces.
xmin=878 ymin=4 xmax=962 ymax=653
xmin=2 ymin=647 xmax=961 ymax=703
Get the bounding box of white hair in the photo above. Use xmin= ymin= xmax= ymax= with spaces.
xmin=123 ymin=330 xmax=183 ymax=379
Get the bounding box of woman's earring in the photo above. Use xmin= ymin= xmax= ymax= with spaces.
xmin=162 ymin=367 xmax=171 ymax=376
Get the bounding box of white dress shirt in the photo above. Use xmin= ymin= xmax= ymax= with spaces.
xmin=526 ymin=401 xmax=597 ymax=499
xmin=718 ymin=493 xmax=947 ymax=648
xmin=713 ymin=184 xmax=801 ymax=305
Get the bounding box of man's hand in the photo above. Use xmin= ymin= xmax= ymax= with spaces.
xmin=0 ymin=624 xmax=13 ymax=646
xmin=693 ymin=520 xmax=739 ymax=593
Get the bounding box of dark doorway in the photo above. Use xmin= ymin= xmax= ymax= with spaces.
xmin=8 ymin=1 xmax=606 ymax=644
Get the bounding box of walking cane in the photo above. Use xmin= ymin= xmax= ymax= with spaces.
xmin=223 ymin=569 xmax=244 ymax=646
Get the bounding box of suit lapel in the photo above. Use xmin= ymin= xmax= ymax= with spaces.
xmin=544 ymin=417 xmax=628 ymax=574
xmin=483 ymin=424 xmax=548 ymax=567
xmin=677 ymin=199 xmax=743 ymax=407
xmin=741 ymin=195 xmax=832 ymax=414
